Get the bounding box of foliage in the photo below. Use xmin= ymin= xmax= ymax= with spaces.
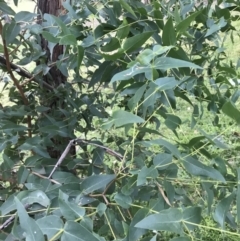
xmin=0 ymin=0 xmax=240 ymax=240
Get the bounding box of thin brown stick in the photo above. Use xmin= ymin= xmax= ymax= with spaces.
xmin=75 ymin=139 xmax=124 ymax=161
xmin=48 ymin=138 xmax=123 ymax=180
xmin=48 ymin=139 xmax=76 ymax=179
xmin=32 ymin=171 xmax=60 ymax=184
xmin=155 ymin=181 xmax=172 ymax=206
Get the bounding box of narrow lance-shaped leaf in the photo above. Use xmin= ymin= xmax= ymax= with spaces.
xmin=117 ymin=18 xmax=130 ymax=39
xmin=176 ymin=10 xmax=202 ymax=37
xmin=222 ymin=100 xmax=240 ymax=125
xmin=0 ymin=2 xmax=15 ymax=15
xmin=135 ymin=208 xmax=183 ymax=234
xmin=119 ymin=0 xmax=137 ymax=18
xmin=198 ymin=128 xmax=229 ymax=149
xmin=162 ymin=17 xmax=176 ymax=46
xmin=128 ymin=208 xmax=149 ymax=241
xmin=59 ymin=34 xmax=77 ymax=45
xmin=182 ymin=156 xmax=226 ymax=183
xmin=205 ymin=17 xmax=227 ymax=37
xmin=77 ymin=45 xmax=84 ymax=71
xmin=213 ymin=192 xmax=235 ymax=229
xmin=154 ymin=57 xmax=203 ymax=70
xmin=112 ymin=110 xmax=144 ymax=127
xmin=122 ymin=31 xmax=154 ymax=53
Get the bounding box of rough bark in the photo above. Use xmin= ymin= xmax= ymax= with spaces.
xmin=37 ymin=0 xmax=75 ymax=159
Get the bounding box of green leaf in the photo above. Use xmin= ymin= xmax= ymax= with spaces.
xmin=154 ymin=57 xmax=203 ymax=70
xmin=128 ymin=208 xmax=149 ymax=241
xmin=122 ymin=31 xmax=154 ymax=53
xmin=110 ymin=64 xmax=148 ymax=83
xmin=119 ymin=0 xmax=137 ymax=18
xmin=213 ymin=192 xmax=235 ymax=229
xmin=135 ymin=208 xmax=183 ymax=234
xmin=176 ymin=11 xmax=202 ymax=37
xmin=162 ymin=17 xmax=176 ymax=46
xmin=17 ymin=166 xmax=29 ymax=184
xmin=59 ymin=34 xmax=77 ymax=45
xmin=222 ymin=101 xmax=240 ymax=124
xmin=198 ymin=129 xmax=229 ymax=149
xmin=183 ymin=207 xmax=202 ymax=231
xmin=15 ymin=11 xmax=37 ymax=22
xmin=154 ymin=77 xmax=178 ymax=91
xmin=18 ymin=139 xmax=50 ymax=159
xmin=97 ymin=203 xmax=107 ymax=217
xmin=81 ymin=174 xmax=116 ymax=194
xmin=36 ymin=215 xmax=64 ymax=241
xmin=112 ymin=110 xmax=144 ymax=127
xmin=2 ymin=123 xmax=28 ymax=132
xmin=153 ymin=153 xmax=173 ymax=170
xmin=49 ymin=15 xmax=70 ymax=35
xmin=164 ymin=114 xmax=182 ymax=130
xmin=15 ymin=197 xmax=45 ymax=241
xmin=41 ymin=31 xmax=59 ymax=43
xmin=101 ymin=37 xmax=120 ymax=52
xmin=205 ymin=17 xmax=227 ymax=37
xmin=117 ymin=18 xmax=130 ymax=39
xmin=62 ymin=0 xmax=78 ymax=19
xmin=114 ymin=193 xmax=132 ymax=209
xmin=59 ymin=190 xmax=85 ymax=220
xmin=137 ymin=165 xmax=158 ymax=186
xmin=128 ymin=84 xmax=147 ymax=110
xmin=89 ymin=61 xmax=113 ymax=88
xmin=3 ymin=21 xmax=21 ymax=45
xmin=100 ymin=48 xmax=124 ymax=60
xmin=182 ymin=156 xmax=226 ymax=183
xmin=77 ymin=45 xmax=84 ymax=71
xmin=0 ymin=2 xmax=15 ymax=15
xmin=154 ymin=8 xmax=164 ymax=29
xmin=62 ymin=221 xmax=99 ymax=241
xmin=136 ymin=49 xmax=154 ymax=65
xmin=150 ymin=139 xmax=181 ymax=158
xmin=21 ymin=190 xmax=50 ymax=207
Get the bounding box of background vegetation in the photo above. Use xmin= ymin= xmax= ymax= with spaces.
xmin=0 ymin=0 xmax=240 ymax=240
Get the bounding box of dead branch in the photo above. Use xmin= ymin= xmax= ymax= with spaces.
xmin=48 ymin=138 xmax=124 ymax=179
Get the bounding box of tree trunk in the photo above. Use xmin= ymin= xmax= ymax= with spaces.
xmin=37 ymin=0 xmax=75 ymax=159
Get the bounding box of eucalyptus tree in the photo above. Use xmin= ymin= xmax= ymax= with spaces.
xmin=0 ymin=0 xmax=240 ymax=240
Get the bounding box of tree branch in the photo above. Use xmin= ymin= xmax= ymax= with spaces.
xmin=0 ymin=55 xmax=53 ymax=90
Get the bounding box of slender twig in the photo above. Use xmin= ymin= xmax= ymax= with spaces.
xmin=32 ymin=171 xmax=60 ymax=184
xmin=75 ymin=138 xmax=124 ymax=161
xmin=48 ymin=139 xmax=76 ymax=179
xmin=155 ymin=181 xmax=172 ymax=206
xmin=48 ymin=138 xmax=123 ymax=180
